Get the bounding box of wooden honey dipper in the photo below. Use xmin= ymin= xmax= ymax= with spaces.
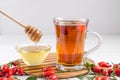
xmin=0 ymin=10 xmax=42 ymax=42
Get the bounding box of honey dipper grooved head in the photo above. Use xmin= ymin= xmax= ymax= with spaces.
xmin=25 ymin=25 xmax=42 ymax=42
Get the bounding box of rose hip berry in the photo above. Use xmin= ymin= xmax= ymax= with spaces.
xmin=114 ymin=64 xmax=118 ymax=67
xmin=76 ymin=25 xmax=86 ymax=32
xmin=43 ymin=70 xmax=54 ymax=77
xmin=101 ymin=70 xmax=107 ymax=76
xmin=0 ymin=60 xmax=23 ymax=80
xmin=12 ymin=67 xmax=17 ymax=75
xmin=5 ymin=69 xmax=13 ymax=77
xmin=1 ymin=65 xmax=9 ymax=72
xmin=98 ymin=61 xmax=111 ymax=68
xmin=115 ymin=68 xmax=120 ymax=76
xmin=93 ymin=66 xmax=102 ymax=73
xmin=17 ymin=67 xmax=23 ymax=75
xmin=113 ymin=64 xmax=119 ymax=70
xmin=0 ymin=71 xmax=5 ymax=77
xmin=12 ymin=61 xmax=19 ymax=66
xmin=0 ymin=77 xmax=7 ymax=80
xmin=65 ymin=28 xmax=70 ymax=35
xmin=59 ymin=27 xmax=70 ymax=36
xmin=108 ymin=68 xmax=114 ymax=76
xmin=48 ymin=74 xmax=58 ymax=80
xmin=0 ymin=77 xmax=14 ymax=80
xmin=7 ymin=77 xmax=14 ymax=80
xmin=42 ymin=67 xmax=58 ymax=80
xmin=42 ymin=67 xmax=54 ymax=72
xmin=95 ymin=76 xmax=102 ymax=80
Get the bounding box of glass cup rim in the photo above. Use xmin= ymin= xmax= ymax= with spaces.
xmin=54 ymin=17 xmax=89 ymax=23
xmin=16 ymin=44 xmax=51 ymax=51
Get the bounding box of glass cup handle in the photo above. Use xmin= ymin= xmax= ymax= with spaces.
xmin=84 ymin=31 xmax=102 ymax=57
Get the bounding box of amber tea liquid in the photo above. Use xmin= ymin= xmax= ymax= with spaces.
xmin=55 ymin=24 xmax=86 ymax=66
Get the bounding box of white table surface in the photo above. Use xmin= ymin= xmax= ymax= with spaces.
xmin=0 ymin=34 xmax=120 ymax=80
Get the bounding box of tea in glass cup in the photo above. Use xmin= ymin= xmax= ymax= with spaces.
xmin=16 ymin=44 xmax=51 ymax=66
xmin=54 ymin=18 xmax=102 ymax=71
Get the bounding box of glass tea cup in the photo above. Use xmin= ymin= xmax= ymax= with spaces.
xmin=54 ymin=18 xmax=102 ymax=71
xmin=16 ymin=44 xmax=51 ymax=66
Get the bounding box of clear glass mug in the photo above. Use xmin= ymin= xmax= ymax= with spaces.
xmin=54 ymin=18 xmax=102 ymax=71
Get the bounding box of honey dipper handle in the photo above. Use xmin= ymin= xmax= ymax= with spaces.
xmin=0 ymin=10 xmax=26 ymax=28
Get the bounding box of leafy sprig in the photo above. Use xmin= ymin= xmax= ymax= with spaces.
xmin=26 ymin=76 xmax=37 ymax=80
xmin=77 ymin=58 xmax=118 ymax=80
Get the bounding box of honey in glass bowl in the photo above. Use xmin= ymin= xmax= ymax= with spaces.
xmin=16 ymin=44 xmax=51 ymax=66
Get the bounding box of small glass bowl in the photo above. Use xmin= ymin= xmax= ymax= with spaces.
xmin=16 ymin=44 xmax=51 ymax=66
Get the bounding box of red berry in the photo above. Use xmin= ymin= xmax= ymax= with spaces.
xmin=5 ymin=69 xmax=13 ymax=77
xmin=95 ymin=76 xmax=102 ymax=80
xmin=101 ymin=70 xmax=107 ymax=76
xmin=17 ymin=67 xmax=23 ymax=75
xmin=65 ymin=28 xmax=70 ymax=35
xmin=43 ymin=67 xmax=54 ymax=72
xmin=43 ymin=70 xmax=54 ymax=77
xmin=12 ymin=67 xmax=17 ymax=75
xmin=7 ymin=77 xmax=14 ymax=80
xmin=12 ymin=61 xmax=19 ymax=66
xmin=0 ymin=71 xmax=5 ymax=77
xmin=93 ymin=66 xmax=102 ymax=73
xmin=115 ymin=68 xmax=120 ymax=76
xmin=98 ymin=61 xmax=111 ymax=68
xmin=108 ymin=68 xmax=113 ymax=76
xmin=0 ymin=77 xmax=7 ymax=80
xmin=102 ymin=76 xmax=110 ymax=80
xmin=48 ymin=74 xmax=58 ymax=80
xmin=76 ymin=25 xmax=86 ymax=32
xmin=2 ymin=65 xmax=9 ymax=72
xmin=113 ymin=64 xmax=118 ymax=68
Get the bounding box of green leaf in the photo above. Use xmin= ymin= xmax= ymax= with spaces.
xmin=0 ymin=66 xmax=1 ymax=71
xmin=85 ymin=62 xmax=95 ymax=68
xmin=17 ymin=60 xmax=21 ymax=67
xmin=83 ymin=58 xmax=95 ymax=74
xmin=77 ymin=75 xmax=85 ymax=79
xmin=26 ymin=76 xmax=37 ymax=80
xmin=13 ymin=76 xmax=20 ymax=80
xmin=86 ymin=75 xmax=95 ymax=80
xmin=84 ymin=58 xmax=95 ymax=68
xmin=111 ymin=72 xmax=117 ymax=80
xmin=77 ymin=75 xmax=95 ymax=80
xmin=7 ymin=62 xmax=13 ymax=68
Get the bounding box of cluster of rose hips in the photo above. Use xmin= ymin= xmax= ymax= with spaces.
xmin=92 ymin=61 xmax=120 ymax=80
xmin=42 ymin=67 xmax=58 ymax=80
xmin=0 ymin=61 xmax=23 ymax=80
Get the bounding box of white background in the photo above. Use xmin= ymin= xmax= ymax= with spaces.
xmin=0 ymin=0 xmax=120 ymax=35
